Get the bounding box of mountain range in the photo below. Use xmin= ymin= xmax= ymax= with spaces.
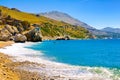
xmin=40 ymin=11 xmax=107 ymax=35
xmin=40 ymin=11 xmax=94 ymax=29
xmin=101 ymin=27 xmax=120 ymax=33
xmin=40 ymin=11 xmax=120 ymax=38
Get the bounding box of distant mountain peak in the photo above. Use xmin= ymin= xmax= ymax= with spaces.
xmin=41 ymin=11 xmax=69 ymax=15
xmin=101 ymin=27 xmax=120 ymax=33
xmin=40 ymin=11 xmax=94 ymax=29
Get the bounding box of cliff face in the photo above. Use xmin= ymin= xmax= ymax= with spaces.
xmin=0 ymin=10 xmax=42 ymax=42
xmin=0 ymin=6 xmax=93 ymax=42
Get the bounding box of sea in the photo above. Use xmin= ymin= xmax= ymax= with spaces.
xmin=0 ymin=39 xmax=118 ymax=79
xmin=25 ymin=39 xmax=120 ymax=79
xmin=26 ymin=39 xmax=120 ymax=68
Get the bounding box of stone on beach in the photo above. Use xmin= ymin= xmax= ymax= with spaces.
xmin=14 ymin=34 xmax=27 ymax=42
xmin=25 ymin=27 xmax=42 ymax=42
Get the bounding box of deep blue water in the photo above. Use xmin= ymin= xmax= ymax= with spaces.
xmin=27 ymin=39 xmax=120 ymax=68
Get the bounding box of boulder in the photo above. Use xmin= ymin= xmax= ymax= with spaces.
xmin=65 ymin=35 xmax=70 ymax=40
xmin=0 ymin=34 xmax=11 ymax=41
xmin=5 ymin=25 xmax=15 ymax=34
xmin=0 ymin=28 xmax=12 ymax=41
xmin=56 ymin=37 xmax=66 ymax=40
xmin=12 ymin=26 xmax=19 ymax=34
xmin=5 ymin=25 xmax=19 ymax=35
xmin=56 ymin=36 xmax=70 ymax=40
xmin=14 ymin=34 xmax=27 ymax=42
xmin=25 ymin=27 xmax=42 ymax=42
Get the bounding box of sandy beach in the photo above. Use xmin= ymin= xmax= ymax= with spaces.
xmin=0 ymin=41 xmax=14 ymax=48
xmin=0 ymin=42 xmax=45 ymax=80
xmin=0 ymin=41 xmax=19 ymax=80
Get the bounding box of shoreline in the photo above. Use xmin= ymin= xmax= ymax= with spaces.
xmin=0 ymin=41 xmax=120 ymax=80
xmin=0 ymin=41 xmax=47 ymax=80
xmin=0 ymin=41 xmax=19 ymax=80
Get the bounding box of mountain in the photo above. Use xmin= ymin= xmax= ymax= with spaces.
xmin=40 ymin=11 xmax=110 ymax=36
xmin=0 ymin=6 xmax=92 ymax=41
xmin=101 ymin=27 xmax=120 ymax=33
xmin=40 ymin=11 xmax=120 ymax=39
xmin=40 ymin=11 xmax=94 ymax=29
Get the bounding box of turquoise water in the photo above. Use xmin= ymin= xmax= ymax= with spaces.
xmin=27 ymin=39 xmax=120 ymax=68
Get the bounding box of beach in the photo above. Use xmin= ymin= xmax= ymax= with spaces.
xmin=0 ymin=41 xmax=119 ymax=80
xmin=0 ymin=41 xmax=19 ymax=80
xmin=0 ymin=42 xmax=45 ymax=80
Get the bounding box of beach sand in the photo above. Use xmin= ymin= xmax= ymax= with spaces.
xmin=0 ymin=41 xmax=14 ymax=48
xmin=0 ymin=53 xmax=20 ymax=80
xmin=0 ymin=41 xmax=19 ymax=80
xmin=0 ymin=42 xmax=45 ymax=80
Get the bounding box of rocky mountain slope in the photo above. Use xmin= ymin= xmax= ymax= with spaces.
xmin=40 ymin=11 xmax=94 ymax=29
xmin=0 ymin=6 xmax=93 ymax=42
xmin=40 ymin=11 xmax=110 ymax=36
xmin=40 ymin=11 xmax=120 ymax=38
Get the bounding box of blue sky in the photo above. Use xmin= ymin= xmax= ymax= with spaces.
xmin=0 ymin=0 xmax=120 ymax=29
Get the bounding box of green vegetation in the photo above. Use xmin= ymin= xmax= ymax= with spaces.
xmin=0 ymin=6 xmax=92 ymax=39
xmin=40 ymin=22 xmax=90 ymax=38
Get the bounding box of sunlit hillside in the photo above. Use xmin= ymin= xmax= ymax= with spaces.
xmin=0 ymin=6 xmax=92 ymax=39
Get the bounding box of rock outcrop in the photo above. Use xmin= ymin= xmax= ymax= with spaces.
xmin=25 ymin=27 xmax=42 ymax=42
xmin=14 ymin=34 xmax=27 ymax=42
xmin=5 ymin=25 xmax=19 ymax=35
xmin=56 ymin=36 xmax=70 ymax=40
xmin=0 ymin=24 xmax=42 ymax=42
xmin=0 ymin=28 xmax=12 ymax=41
xmin=0 ymin=9 xmax=42 ymax=42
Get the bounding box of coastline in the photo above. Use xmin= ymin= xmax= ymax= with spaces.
xmin=0 ymin=41 xmax=19 ymax=80
xmin=0 ymin=41 xmax=120 ymax=80
xmin=0 ymin=42 xmax=46 ymax=80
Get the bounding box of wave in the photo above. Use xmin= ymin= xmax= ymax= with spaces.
xmin=0 ymin=42 xmax=120 ymax=80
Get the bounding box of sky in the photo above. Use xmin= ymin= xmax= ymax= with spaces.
xmin=0 ymin=0 xmax=120 ymax=29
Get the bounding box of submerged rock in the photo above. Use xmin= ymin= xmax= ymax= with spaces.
xmin=14 ymin=34 xmax=27 ymax=42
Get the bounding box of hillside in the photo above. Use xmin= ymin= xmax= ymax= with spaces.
xmin=40 ymin=11 xmax=94 ymax=29
xmin=0 ymin=6 xmax=92 ymax=41
xmin=40 ymin=11 xmax=111 ymax=36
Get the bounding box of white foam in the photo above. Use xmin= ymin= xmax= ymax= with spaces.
xmin=0 ymin=42 xmax=118 ymax=80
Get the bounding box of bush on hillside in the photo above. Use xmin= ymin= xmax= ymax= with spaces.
xmin=21 ymin=21 xmax=30 ymax=30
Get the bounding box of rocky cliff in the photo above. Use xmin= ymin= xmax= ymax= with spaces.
xmin=0 ymin=9 xmax=42 ymax=42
